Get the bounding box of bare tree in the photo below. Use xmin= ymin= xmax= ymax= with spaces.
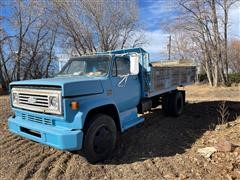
xmin=11 ymin=0 xmax=40 ymax=80
xmin=0 ymin=4 xmax=14 ymax=89
xmin=44 ymin=26 xmax=58 ymax=78
xmin=165 ymin=0 xmax=239 ymax=86
xmin=0 ymin=0 xmax=144 ymax=87
xmin=228 ymin=39 xmax=240 ymax=73
xmin=22 ymin=20 xmax=49 ymax=80
xmin=0 ymin=0 xmax=59 ymax=84
xmin=217 ymin=0 xmax=239 ymax=80
xmin=51 ymin=0 xmax=144 ymax=55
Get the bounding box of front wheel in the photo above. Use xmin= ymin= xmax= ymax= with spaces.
xmin=83 ymin=114 xmax=117 ymax=163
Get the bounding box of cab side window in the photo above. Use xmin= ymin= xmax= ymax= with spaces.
xmin=112 ymin=57 xmax=130 ymax=76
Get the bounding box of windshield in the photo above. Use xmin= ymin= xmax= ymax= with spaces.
xmin=57 ymin=56 xmax=110 ymax=77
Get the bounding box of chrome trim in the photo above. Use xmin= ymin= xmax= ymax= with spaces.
xmin=11 ymin=87 xmax=62 ymax=115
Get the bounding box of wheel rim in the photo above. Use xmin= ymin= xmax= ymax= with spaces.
xmin=93 ymin=126 xmax=112 ymax=154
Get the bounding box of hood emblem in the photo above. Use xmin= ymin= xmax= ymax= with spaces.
xmin=28 ymin=96 xmax=37 ymax=104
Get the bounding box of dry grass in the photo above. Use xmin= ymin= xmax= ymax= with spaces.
xmin=184 ymin=84 xmax=240 ymax=102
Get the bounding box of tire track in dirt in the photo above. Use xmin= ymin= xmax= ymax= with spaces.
xmin=8 ymin=142 xmax=39 ymax=158
xmin=0 ymin=133 xmax=13 ymax=140
xmin=0 ymin=135 xmax=21 ymax=146
xmin=0 ymin=135 xmax=22 ymax=145
xmin=0 ymin=133 xmax=17 ymax=139
xmin=64 ymin=154 xmax=88 ymax=180
xmin=63 ymin=154 xmax=78 ymax=180
xmin=46 ymin=152 xmax=72 ymax=180
xmin=20 ymin=150 xmax=58 ymax=179
xmin=32 ymin=151 xmax=64 ymax=179
xmin=0 ymin=139 xmax=29 ymax=153
xmin=1 ymin=143 xmax=56 ymax=180
xmin=9 ymin=146 xmax=47 ymax=179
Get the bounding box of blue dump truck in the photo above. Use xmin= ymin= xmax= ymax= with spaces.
xmin=8 ymin=48 xmax=196 ymax=163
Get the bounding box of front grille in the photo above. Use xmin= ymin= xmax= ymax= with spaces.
xmin=19 ymin=93 xmax=49 ymax=107
xmin=11 ymin=87 xmax=62 ymax=115
xmin=22 ymin=113 xmax=53 ymax=126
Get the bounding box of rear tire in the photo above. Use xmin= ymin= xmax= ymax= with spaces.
xmin=162 ymin=94 xmax=171 ymax=115
xmin=171 ymin=91 xmax=184 ymax=116
xmin=162 ymin=91 xmax=184 ymax=116
xmin=83 ymin=114 xmax=117 ymax=164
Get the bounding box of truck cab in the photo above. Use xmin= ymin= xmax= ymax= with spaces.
xmin=8 ymin=48 xmax=196 ymax=163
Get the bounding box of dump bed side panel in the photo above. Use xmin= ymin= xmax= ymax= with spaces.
xmin=146 ymin=66 xmax=196 ymax=97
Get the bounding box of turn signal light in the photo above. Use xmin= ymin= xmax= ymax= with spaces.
xmin=71 ymin=101 xmax=79 ymax=110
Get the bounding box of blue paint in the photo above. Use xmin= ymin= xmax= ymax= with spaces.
xmin=8 ymin=115 xmax=83 ymax=150
xmin=119 ymin=107 xmax=144 ymax=131
xmin=7 ymin=48 xmax=193 ymax=152
xmin=11 ymin=76 xmax=105 ymax=97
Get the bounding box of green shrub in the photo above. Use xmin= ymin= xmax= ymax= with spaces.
xmin=229 ymin=73 xmax=240 ymax=84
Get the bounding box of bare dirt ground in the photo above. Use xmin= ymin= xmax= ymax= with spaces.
xmin=0 ymin=84 xmax=240 ymax=180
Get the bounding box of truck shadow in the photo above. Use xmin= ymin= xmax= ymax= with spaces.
xmin=105 ymin=100 xmax=240 ymax=164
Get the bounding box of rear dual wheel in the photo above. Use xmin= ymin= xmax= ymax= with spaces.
xmin=162 ymin=90 xmax=184 ymax=117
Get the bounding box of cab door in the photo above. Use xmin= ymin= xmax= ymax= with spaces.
xmin=111 ymin=56 xmax=141 ymax=112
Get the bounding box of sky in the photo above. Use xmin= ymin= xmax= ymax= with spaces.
xmin=138 ymin=0 xmax=240 ymax=60
xmin=138 ymin=0 xmax=176 ymax=60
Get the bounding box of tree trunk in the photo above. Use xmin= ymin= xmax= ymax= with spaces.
xmin=0 ymin=64 xmax=5 ymax=91
xmin=203 ymin=52 xmax=213 ymax=86
xmin=16 ymin=59 xmax=21 ymax=81
xmin=205 ymin=62 xmax=213 ymax=86
xmin=213 ymin=61 xmax=219 ymax=87
xmin=210 ymin=0 xmax=221 ymax=87
xmin=223 ymin=0 xmax=229 ymax=83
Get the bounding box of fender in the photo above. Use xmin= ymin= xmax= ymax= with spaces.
xmin=71 ymin=95 xmax=120 ymax=130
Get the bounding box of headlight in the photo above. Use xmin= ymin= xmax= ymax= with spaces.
xmin=49 ymin=96 xmax=59 ymax=109
xmin=12 ymin=92 xmax=19 ymax=103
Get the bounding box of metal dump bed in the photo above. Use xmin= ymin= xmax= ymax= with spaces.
xmin=146 ymin=60 xmax=196 ymax=97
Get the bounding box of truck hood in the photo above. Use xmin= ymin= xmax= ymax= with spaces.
xmin=10 ymin=76 xmax=105 ymax=97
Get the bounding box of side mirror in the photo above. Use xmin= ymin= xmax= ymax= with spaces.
xmin=130 ymin=54 xmax=139 ymax=75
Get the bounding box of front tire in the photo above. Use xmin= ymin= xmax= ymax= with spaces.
xmin=83 ymin=114 xmax=117 ymax=163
